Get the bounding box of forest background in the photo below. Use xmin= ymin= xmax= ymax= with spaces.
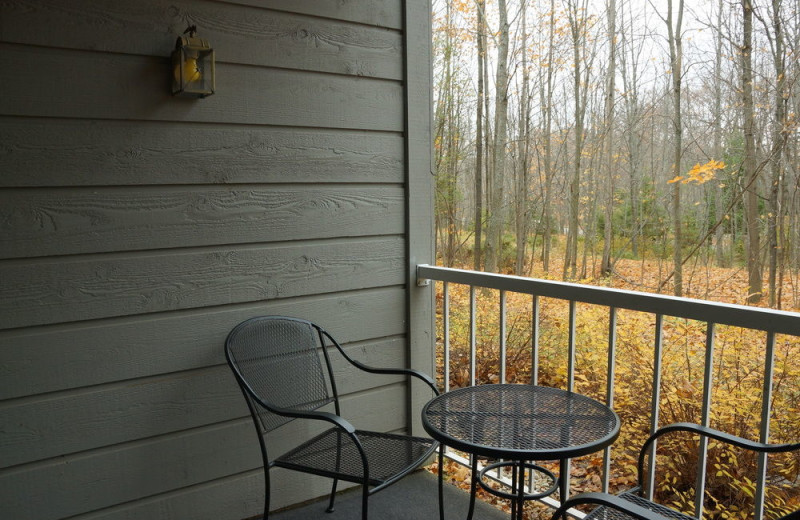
xmin=433 ymin=0 xmax=800 ymax=307
xmin=431 ymin=0 xmax=800 ymax=518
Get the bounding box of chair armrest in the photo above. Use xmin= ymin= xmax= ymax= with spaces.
xmin=320 ymin=329 xmax=440 ymax=395
xmin=637 ymin=422 xmax=800 ymax=490
xmin=552 ymin=492 xmax=671 ymax=520
xmin=250 ymin=394 xmax=357 ymax=434
xmin=646 ymin=422 xmax=800 ymax=454
xmin=350 ymin=363 xmax=439 ymax=396
xmin=290 ymin=409 xmax=357 ymax=434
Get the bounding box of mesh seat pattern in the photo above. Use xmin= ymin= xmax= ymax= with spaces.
xmin=276 ymin=428 xmax=436 ymax=486
xmin=582 ymin=491 xmax=696 ymax=520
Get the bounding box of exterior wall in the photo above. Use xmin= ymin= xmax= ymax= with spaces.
xmin=0 ymin=1 xmax=433 ymax=519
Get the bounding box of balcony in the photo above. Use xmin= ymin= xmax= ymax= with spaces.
xmin=267 ymin=265 xmax=799 ymax=520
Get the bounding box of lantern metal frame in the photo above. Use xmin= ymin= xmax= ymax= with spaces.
xmin=171 ymin=26 xmax=215 ymax=98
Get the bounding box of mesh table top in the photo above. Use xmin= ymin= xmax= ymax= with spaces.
xmin=422 ymin=384 xmax=620 ymax=460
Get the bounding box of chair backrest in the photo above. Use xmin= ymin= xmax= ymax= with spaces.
xmin=225 ymin=316 xmax=335 ymax=433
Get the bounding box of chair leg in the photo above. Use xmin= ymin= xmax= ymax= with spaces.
xmin=328 ymin=430 xmax=343 ymax=513
xmin=438 ymin=448 xmax=445 ymax=520
xmin=326 ymin=478 xmax=339 ymax=513
xmin=466 ymin=455 xmax=478 ymax=520
xmin=263 ymin=466 xmax=271 ymax=519
xmin=361 ymin=483 xmax=369 ymax=520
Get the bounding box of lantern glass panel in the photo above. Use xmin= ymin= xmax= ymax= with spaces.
xmin=171 ymin=38 xmax=215 ymax=98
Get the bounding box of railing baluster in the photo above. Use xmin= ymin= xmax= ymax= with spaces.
xmin=498 ymin=290 xmax=507 ymax=488
xmin=531 ymin=295 xmax=540 ymax=386
xmin=694 ymin=322 xmax=716 ymax=518
xmin=603 ymin=307 xmax=618 ymax=493
xmin=647 ymin=314 xmax=664 ymax=501
xmin=754 ymin=331 xmax=776 ymax=520
xmin=561 ymin=300 xmax=577 ymax=503
xmin=443 ymin=281 xmax=450 ymax=393
xmin=568 ymin=300 xmax=577 ymax=392
xmin=470 ymin=285 xmax=477 ymax=387
xmin=500 ymin=290 xmax=507 ymax=384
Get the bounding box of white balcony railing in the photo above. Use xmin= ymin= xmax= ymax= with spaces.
xmin=417 ymin=264 xmax=800 ymax=520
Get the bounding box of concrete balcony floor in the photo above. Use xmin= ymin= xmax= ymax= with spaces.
xmin=271 ymin=470 xmax=510 ymax=520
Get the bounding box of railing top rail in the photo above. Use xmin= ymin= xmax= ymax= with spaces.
xmin=417 ymin=265 xmax=800 ymax=336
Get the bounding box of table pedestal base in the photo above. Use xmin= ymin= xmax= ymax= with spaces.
xmin=476 ymin=459 xmax=558 ymax=520
xmin=436 ymin=449 xmax=562 ymax=520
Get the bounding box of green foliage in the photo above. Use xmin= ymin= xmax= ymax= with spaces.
xmin=596 ymin=180 xmax=669 ymax=245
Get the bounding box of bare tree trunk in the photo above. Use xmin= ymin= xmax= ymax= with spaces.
xmin=666 ymin=0 xmax=684 ymax=296
xmin=436 ymin=0 xmax=458 ymax=266
xmin=433 ymin=3 xmax=450 ymax=265
xmin=485 ymin=0 xmax=510 ymax=273
xmin=713 ymin=0 xmax=726 ymax=267
xmin=541 ymin=0 xmax=556 ymax=273
xmin=742 ymin=0 xmax=762 ymax=303
xmin=474 ymin=0 xmax=486 ymax=271
xmin=619 ymin=0 xmax=643 ymax=259
xmin=767 ymin=0 xmax=787 ymax=307
xmin=601 ymin=0 xmax=617 ymax=276
xmin=564 ymin=0 xmax=587 ymax=280
xmin=515 ymin=0 xmax=531 ymax=276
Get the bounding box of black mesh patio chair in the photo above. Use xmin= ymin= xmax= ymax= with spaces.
xmin=224 ymin=316 xmax=439 ymax=520
xmin=552 ymin=422 xmax=800 ymax=520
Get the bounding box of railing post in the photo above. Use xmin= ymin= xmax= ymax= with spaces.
xmin=602 ymin=307 xmax=617 ymax=493
xmin=567 ymin=300 xmax=577 ymax=392
xmin=469 ymin=285 xmax=477 ymax=387
xmin=531 ymin=295 xmax=540 ymax=386
xmin=694 ymin=322 xmax=716 ymax=518
xmin=754 ymin=331 xmax=776 ymax=520
xmin=647 ymin=314 xmax=664 ymax=501
xmin=443 ymin=282 xmax=450 ymax=393
xmin=500 ymin=290 xmax=507 ymax=384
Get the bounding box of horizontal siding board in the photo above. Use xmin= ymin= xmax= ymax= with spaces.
xmin=0 ymin=366 xmax=246 ymax=468
xmin=0 ymin=237 xmax=405 ymax=329
xmin=338 ymin=384 xmax=409 ymax=432
xmin=1 ymin=185 xmax=404 ymax=258
xmin=331 ymin=337 xmax=408 ymax=395
xmin=0 ymin=287 xmax=406 ymax=400
xmin=0 ymin=387 xmax=408 ymax=520
xmin=0 ymin=420 xmax=262 ymax=520
xmin=229 ymin=0 xmax=403 ymax=29
xmin=0 ymin=118 xmax=403 ymax=187
xmin=1 ymin=339 xmax=406 ymax=467
xmin=70 ymin=470 xmax=265 ymax=520
xmin=0 ymin=0 xmax=402 ymax=80
xmin=0 ymin=45 xmax=403 ymax=131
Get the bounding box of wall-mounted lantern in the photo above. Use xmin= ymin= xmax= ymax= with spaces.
xmin=171 ymin=25 xmax=215 ymax=98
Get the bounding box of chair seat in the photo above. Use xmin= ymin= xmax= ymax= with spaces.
xmin=583 ymin=491 xmax=696 ymax=520
xmin=275 ymin=428 xmax=436 ymax=487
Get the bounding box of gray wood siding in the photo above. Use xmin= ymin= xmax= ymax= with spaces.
xmin=0 ymin=120 xmax=404 ymax=187
xmin=0 ymin=1 xmax=434 ymax=519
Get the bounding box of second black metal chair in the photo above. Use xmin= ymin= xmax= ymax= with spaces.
xmin=552 ymin=422 xmax=800 ymax=520
xmin=224 ymin=316 xmax=439 ymax=520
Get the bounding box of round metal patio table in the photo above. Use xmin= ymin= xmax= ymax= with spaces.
xmin=422 ymin=384 xmax=620 ymax=520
